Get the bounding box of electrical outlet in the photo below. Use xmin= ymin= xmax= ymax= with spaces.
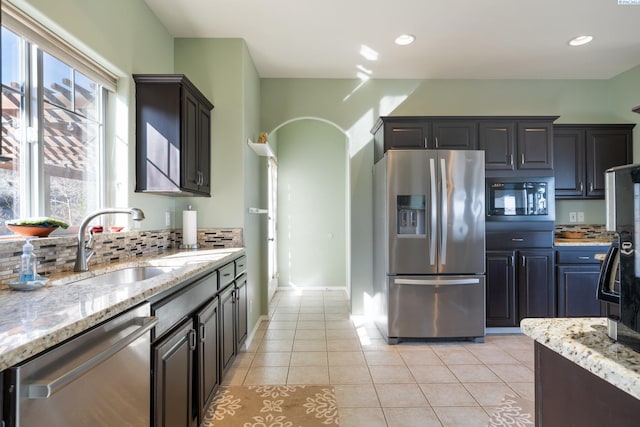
xmin=577 ymin=212 xmax=585 ymax=222
xmin=165 ymin=211 xmax=171 ymax=226
xmin=569 ymin=212 xmax=577 ymax=223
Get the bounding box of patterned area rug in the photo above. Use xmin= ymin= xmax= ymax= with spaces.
xmin=202 ymin=385 xmax=339 ymax=426
xmin=486 ymin=394 xmax=535 ymax=427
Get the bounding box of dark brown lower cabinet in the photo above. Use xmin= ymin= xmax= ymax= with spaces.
xmin=235 ymin=274 xmax=248 ymax=348
xmin=153 ymin=320 xmax=196 ymax=427
xmin=519 ymin=250 xmax=555 ymax=319
xmin=555 ymin=247 xmax=608 ymax=317
xmin=486 ymin=251 xmax=517 ymax=327
xmin=486 ymin=248 xmax=554 ymax=327
xmin=152 ymin=272 xmax=219 ymax=427
xmin=535 ymin=342 xmax=640 ymax=427
xmin=220 ymin=284 xmax=236 ymax=378
xmin=556 ymin=265 xmax=603 ymax=317
xmin=197 ymin=297 xmax=219 ymax=421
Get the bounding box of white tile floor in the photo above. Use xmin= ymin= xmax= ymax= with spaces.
xmin=222 ymin=289 xmax=535 ymax=427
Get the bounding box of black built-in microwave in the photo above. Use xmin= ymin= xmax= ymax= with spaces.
xmin=486 ymin=176 xmax=555 ymax=222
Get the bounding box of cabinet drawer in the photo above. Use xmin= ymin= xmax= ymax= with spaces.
xmin=487 ymin=231 xmax=553 ymax=250
xmin=219 ymin=262 xmax=235 ymax=289
xmin=556 ymin=249 xmax=607 ymax=264
xmin=152 ymin=272 xmax=217 ymax=340
xmin=235 ymin=255 xmax=247 ymax=277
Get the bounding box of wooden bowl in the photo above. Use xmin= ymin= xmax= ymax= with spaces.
xmin=6 ymin=224 xmax=58 ymax=237
xmin=561 ymin=230 xmax=586 ymax=239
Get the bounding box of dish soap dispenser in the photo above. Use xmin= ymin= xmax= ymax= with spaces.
xmin=19 ymin=237 xmax=38 ymax=282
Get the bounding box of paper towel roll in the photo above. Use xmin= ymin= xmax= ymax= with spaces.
xmin=183 ymin=209 xmax=198 ymax=246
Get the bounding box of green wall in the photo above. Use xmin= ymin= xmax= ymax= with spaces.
xmin=174 ymin=38 xmax=263 ymax=331
xmin=261 ymin=74 xmax=640 ymax=315
xmin=274 ymin=119 xmax=348 ymax=289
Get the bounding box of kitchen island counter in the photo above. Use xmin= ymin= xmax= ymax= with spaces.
xmin=521 ymin=317 xmax=640 ymax=399
xmin=0 ymin=247 xmax=244 ymax=371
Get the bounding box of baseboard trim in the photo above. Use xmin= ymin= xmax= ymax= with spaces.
xmin=243 ymin=314 xmax=269 ymax=350
xmin=486 ymin=327 xmax=522 ymax=335
xmin=275 ymin=285 xmax=349 ymax=297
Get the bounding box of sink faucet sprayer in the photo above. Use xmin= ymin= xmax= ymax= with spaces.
xmin=74 ymin=208 xmax=146 ymax=272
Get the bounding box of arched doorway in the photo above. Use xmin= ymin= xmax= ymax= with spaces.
xmin=268 ymin=118 xmax=350 ymax=300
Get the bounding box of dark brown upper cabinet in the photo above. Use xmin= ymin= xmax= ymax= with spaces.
xmin=479 ymin=118 xmax=557 ymax=175
xmin=554 ymin=124 xmax=634 ymax=199
xmin=373 ymin=116 xmax=557 ymax=173
xmin=134 ymin=74 xmax=214 ymax=197
xmin=432 ymin=120 xmax=478 ymax=149
xmin=372 ymin=117 xmax=479 ymax=162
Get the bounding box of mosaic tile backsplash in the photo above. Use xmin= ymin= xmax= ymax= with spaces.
xmin=0 ymin=228 xmax=243 ymax=284
xmin=554 ymin=224 xmax=614 ymax=239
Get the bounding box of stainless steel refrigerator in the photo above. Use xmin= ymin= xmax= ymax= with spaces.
xmin=373 ymin=149 xmax=486 ymax=343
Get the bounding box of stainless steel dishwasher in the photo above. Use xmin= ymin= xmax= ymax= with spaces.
xmin=5 ymin=303 xmax=156 ymax=427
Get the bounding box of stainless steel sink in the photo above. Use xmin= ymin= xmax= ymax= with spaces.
xmin=71 ymin=266 xmax=179 ymax=285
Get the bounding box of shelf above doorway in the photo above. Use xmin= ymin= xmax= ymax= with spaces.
xmin=248 ymin=139 xmax=276 ymax=157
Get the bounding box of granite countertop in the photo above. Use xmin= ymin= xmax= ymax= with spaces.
xmin=0 ymin=247 xmax=244 ymax=371
xmin=521 ymin=318 xmax=640 ymax=400
xmin=554 ymin=237 xmax=612 ymax=246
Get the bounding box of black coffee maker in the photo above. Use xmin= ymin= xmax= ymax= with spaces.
xmin=597 ymin=164 xmax=640 ymax=352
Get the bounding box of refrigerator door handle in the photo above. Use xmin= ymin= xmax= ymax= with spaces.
xmin=440 ymin=157 xmax=447 ymax=265
xmin=429 ymin=158 xmax=437 ymax=265
xmin=396 ymin=278 xmax=481 ymax=286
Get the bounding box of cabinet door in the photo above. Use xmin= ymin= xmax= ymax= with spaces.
xmin=432 ymin=120 xmax=478 ymax=149
xmin=479 ymin=122 xmax=516 ymax=171
xmin=486 ymin=250 xmax=518 ymax=327
xmin=182 ymin=88 xmax=200 ymax=193
xmin=585 ymin=128 xmax=632 ymax=198
xmin=235 ymin=275 xmax=248 ymax=347
xmin=556 ymin=265 xmax=603 ymax=317
xmin=518 ymin=250 xmax=555 ymax=319
xmin=198 ymin=102 xmax=212 ymax=194
xmin=517 ymin=122 xmax=554 ymax=170
xmin=197 ymin=297 xmax=219 ymax=421
xmin=220 ymin=286 xmax=236 ymax=378
xmin=383 ymin=120 xmax=430 ymax=151
xmin=554 ymin=128 xmax=586 ymax=198
xmin=153 ymin=320 xmax=196 ymax=427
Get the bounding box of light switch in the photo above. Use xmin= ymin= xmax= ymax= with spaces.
xmin=569 ymin=212 xmax=577 ymax=223
xmin=577 ymin=212 xmax=585 ymax=222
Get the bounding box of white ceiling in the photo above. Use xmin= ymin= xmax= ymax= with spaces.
xmin=143 ymin=0 xmax=640 ymax=80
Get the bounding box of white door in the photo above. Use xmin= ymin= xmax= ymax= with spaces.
xmin=267 ymin=157 xmax=278 ymax=301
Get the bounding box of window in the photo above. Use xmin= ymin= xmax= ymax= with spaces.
xmin=1 ymin=26 xmax=106 ymax=234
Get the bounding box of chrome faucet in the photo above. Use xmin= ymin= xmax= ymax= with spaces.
xmin=74 ymin=208 xmax=146 ymax=272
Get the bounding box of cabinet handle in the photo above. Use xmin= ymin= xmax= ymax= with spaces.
xmin=577 ymin=256 xmax=590 ymax=260
xmin=589 ymin=182 xmax=594 ymax=192
xmin=511 ymin=238 xmax=525 ymax=242
xmin=508 ymin=154 xmax=513 ymax=165
xmin=522 ymin=257 xmax=526 ymax=267
xmin=424 ymin=137 xmax=428 ymax=147
xmin=200 ymin=323 xmax=206 ymax=342
xmin=435 ymin=137 xmax=439 ymax=148
xmin=579 ymin=182 xmax=584 ymax=192
xmin=189 ymin=329 xmax=197 ymax=351
xmin=521 ymin=153 xmax=525 ymax=165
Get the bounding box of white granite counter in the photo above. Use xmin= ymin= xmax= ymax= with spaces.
xmin=521 ymin=318 xmax=640 ymax=400
xmin=554 ymin=238 xmax=612 ymax=246
xmin=0 ymin=247 xmax=244 ymax=371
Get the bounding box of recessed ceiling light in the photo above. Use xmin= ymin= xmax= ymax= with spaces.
xmin=568 ymin=35 xmax=593 ymax=47
xmin=395 ymin=34 xmax=416 ymax=46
